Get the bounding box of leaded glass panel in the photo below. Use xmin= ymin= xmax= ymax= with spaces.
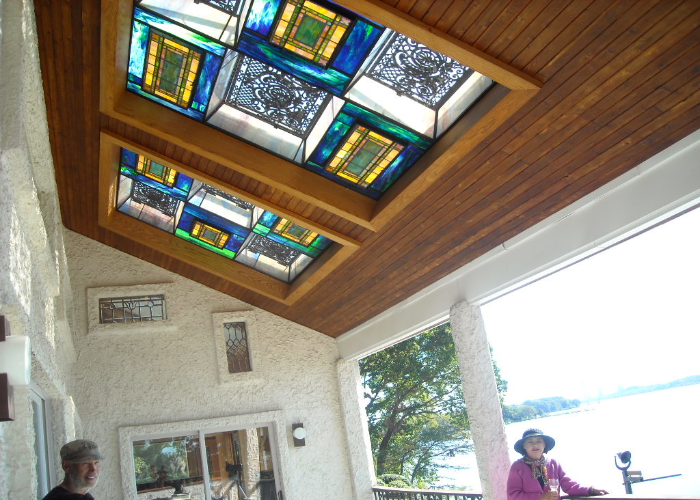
xmin=326 ymin=125 xmax=404 ymax=187
xmin=270 ymin=0 xmax=351 ymax=67
xmin=223 ymin=322 xmax=251 ymax=373
xmin=143 ymin=30 xmax=202 ymax=108
xmin=99 ymin=295 xmax=167 ymax=323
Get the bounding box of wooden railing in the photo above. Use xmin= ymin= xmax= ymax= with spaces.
xmin=372 ymin=487 xmax=482 ymax=500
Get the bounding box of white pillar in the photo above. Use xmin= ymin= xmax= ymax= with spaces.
xmin=450 ymin=301 xmax=509 ymax=500
xmin=336 ymin=359 xmax=375 ymax=500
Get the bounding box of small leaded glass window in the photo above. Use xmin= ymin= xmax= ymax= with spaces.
xmin=270 ymin=0 xmax=351 ymax=67
xmin=99 ymin=295 xmax=166 ymax=323
xmin=326 ymin=125 xmax=404 ymax=187
xmin=224 ymin=322 xmax=251 ymax=373
xmin=143 ymin=30 xmax=202 ymax=108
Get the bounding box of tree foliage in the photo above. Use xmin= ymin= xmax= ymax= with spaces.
xmin=360 ymin=323 xmax=507 ymax=486
xmin=502 ymin=396 xmax=580 ymax=423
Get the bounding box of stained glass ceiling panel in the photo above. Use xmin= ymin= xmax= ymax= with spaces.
xmin=116 ymin=147 xmax=332 ymax=283
xmin=128 ymin=0 xmax=494 ymax=199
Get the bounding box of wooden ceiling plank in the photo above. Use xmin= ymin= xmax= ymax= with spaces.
xmin=471 ymin=1 xmax=529 ymax=52
xmin=498 ymin=1 xmax=693 ymax=159
xmin=460 ymin=0 xmax=521 ymax=48
xmin=442 ymin=0 xmax=492 ymax=40
xmin=35 ymin=2 xmax=71 ymax=227
xmin=486 ymin=0 xmax=550 ymax=58
xmin=406 ymin=0 xmax=434 ymax=19
xmin=423 ymin=0 xmax=463 ymax=29
xmin=512 ymin=0 xmax=597 ymax=72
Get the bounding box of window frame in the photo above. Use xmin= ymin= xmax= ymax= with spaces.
xmin=212 ymin=311 xmax=261 ymax=385
xmin=118 ymin=410 xmax=290 ymax=500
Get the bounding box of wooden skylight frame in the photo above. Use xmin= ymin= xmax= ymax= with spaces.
xmin=99 ymin=131 xmax=361 ymax=304
xmin=100 ymin=0 xmax=541 ymax=232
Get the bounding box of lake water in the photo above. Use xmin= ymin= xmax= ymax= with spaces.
xmin=437 ymin=384 xmax=700 ymax=496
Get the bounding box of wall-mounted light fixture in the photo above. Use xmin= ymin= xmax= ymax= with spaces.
xmin=0 ymin=316 xmax=32 ymax=421
xmin=292 ymin=423 xmax=306 ymax=447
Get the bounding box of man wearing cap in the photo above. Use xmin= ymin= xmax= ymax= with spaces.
xmin=42 ymin=439 xmax=103 ymax=499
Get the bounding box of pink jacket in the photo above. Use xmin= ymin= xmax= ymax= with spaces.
xmin=507 ymin=458 xmax=592 ymax=500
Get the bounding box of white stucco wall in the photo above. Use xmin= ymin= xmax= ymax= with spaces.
xmin=63 ymin=231 xmax=356 ymax=500
xmin=0 ymin=0 xmax=83 ymax=498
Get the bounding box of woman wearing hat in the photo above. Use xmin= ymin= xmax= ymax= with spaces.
xmin=507 ymin=429 xmax=608 ymax=500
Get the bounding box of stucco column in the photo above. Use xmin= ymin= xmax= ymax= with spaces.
xmin=336 ymin=359 xmax=375 ymax=500
xmin=450 ymin=301 xmax=509 ymax=500
xmin=241 ymin=428 xmax=260 ymax=500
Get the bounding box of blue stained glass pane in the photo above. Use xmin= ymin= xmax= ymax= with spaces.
xmin=309 ymin=118 xmax=351 ymax=164
xmin=245 ymin=0 xmax=282 ymax=36
xmin=192 ymin=52 xmax=223 ymax=113
xmin=121 ymin=148 xmax=138 ymax=168
xmin=134 ymin=7 xmax=226 ymax=57
xmin=370 ymin=145 xmax=422 ymax=194
xmin=332 ymin=20 xmax=384 ymax=74
xmin=174 ymin=174 xmax=194 ymax=194
xmin=224 ymin=233 xmax=246 ymax=253
xmin=238 ymin=33 xmax=349 ymax=94
xmin=256 ymin=211 xmax=279 ymax=228
xmin=343 ymin=103 xmax=431 ymax=149
xmin=129 ymin=21 xmax=149 ymax=80
xmin=127 ymin=81 xmax=205 ymax=121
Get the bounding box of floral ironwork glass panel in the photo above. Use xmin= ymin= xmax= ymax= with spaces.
xmin=365 ymin=33 xmax=468 ymax=108
xmin=223 ymin=322 xmax=251 ymax=373
xmin=225 ymin=55 xmax=329 ymax=137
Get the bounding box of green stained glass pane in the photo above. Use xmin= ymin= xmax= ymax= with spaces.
xmin=161 ymin=50 xmax=185 ymax=94
xmin=296 ymin=15 xmax=325 ymax=46
xmin=203 ymin=228 xmax=218 ymax=241
xmin=348 ymin=140 xmax=383 ymax=175
xmin=149 ymin=162 xmax=165 ymax=177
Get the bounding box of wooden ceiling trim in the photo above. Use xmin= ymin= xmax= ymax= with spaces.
xmin=98 ymin=133 xmax=362 ymax=305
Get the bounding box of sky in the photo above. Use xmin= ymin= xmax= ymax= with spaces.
xmin=481 ymin=205 xmax=700 ymax=405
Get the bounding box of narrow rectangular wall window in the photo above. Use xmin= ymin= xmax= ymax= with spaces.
xmin=99 ymin=295 xmax=167 ymax=323
xmin=224 ymin=322 xmax=251 ymax=373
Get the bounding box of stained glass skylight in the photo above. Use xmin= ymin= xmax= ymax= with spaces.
xmin=128 ymin=0 xmax=494 ymax=199
xmin=116 ymin=147 xmax=332 ymax=283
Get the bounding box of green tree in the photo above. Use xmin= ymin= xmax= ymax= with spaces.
xmin=360 ymin=322 xmax=507 ymax=486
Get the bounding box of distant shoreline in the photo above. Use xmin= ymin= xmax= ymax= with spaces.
xmin=580 ymin=374 xmax=700 ymax=403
